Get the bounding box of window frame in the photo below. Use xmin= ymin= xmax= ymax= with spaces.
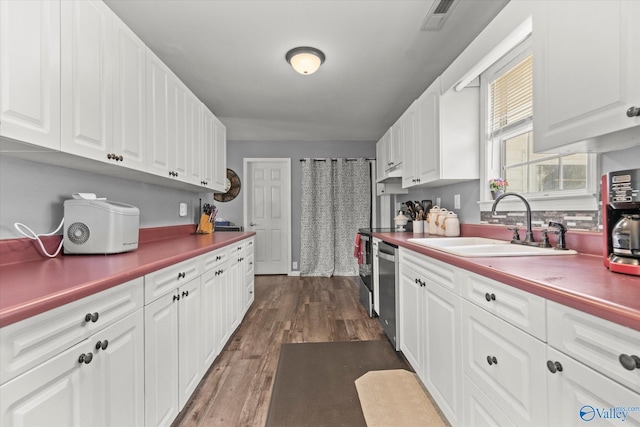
xmin=478 ymin=37 xmax=598 ymax=212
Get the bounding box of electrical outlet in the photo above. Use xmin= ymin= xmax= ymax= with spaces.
xmin=454 ymin=194 xmax=461 ymax=209
xmin=179 ymin=203 xmax=187 ymax=217
xmin=436 ymin=197 xmax=441 ymax=207
xmin=293 ymin=261 xmax=298 ymax=270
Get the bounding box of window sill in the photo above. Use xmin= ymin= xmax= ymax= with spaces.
xmin=478 ymin=192 xmax=598 ymax=212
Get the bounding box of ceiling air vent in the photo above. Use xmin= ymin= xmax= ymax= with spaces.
xmin=421 ymin=0 xmax=457 ymax=31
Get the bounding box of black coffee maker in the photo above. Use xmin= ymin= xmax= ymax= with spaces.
xmin=603 ymin=168 xmax=640 ymax=276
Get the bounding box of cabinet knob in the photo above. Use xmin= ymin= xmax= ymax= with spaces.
xmin=78 ymin=352 xmax=93 ymax=364
xmin=619 ymin=354 xmax=640 ymax=371
xmin=177 ymin=272 xmax=186 ymax=279
xmin=546 ymin=360 xmax=563 ymax=373
xmin=173 ymin=294 xmax=180 ymax=302
xmin=84 ymin=312 xmax=99 ymax=323
xmin=95 ymin=340 xmax=109 ymax=351
xmin=486 ymin=356 xmax=498 ymax=366
xmin=626 ymin=106 xmax=640 ymax=117
xmin=182 ymin=290 xmax=189 ymax=298
xmin=484 ymin=293 xmax=496 ymax=302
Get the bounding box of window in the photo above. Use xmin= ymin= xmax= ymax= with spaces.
xmin=480 ymin=38 xmax=596 ymax=210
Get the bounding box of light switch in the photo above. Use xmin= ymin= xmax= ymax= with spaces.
xmin=179 ymin=203 xmax=187 ymax=217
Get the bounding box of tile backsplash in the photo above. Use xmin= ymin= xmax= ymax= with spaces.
xmin=480 ymin=210 xmax=600 ymax=231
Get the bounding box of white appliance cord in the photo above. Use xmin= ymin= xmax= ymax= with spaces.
xmin=14 ymin=218 xmax=65 ymax=258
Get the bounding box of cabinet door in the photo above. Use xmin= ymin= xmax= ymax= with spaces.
xmin=92 ymin=310 xmax=144 ymax=427
xmin=424 ymin=282 xmax=462 ymax=425
xmin=386 ymin=119 xmax=402 ymax=171
xmin=171 ymin=79 xmax=189 ymax=181
xmin=463 ymin=375 xmax=516 ymax=427
xmin=178 ymin=278 xmax=202 ymax=410
xmin=398 ymin=264 xmax=423 ymax=376
xmin=201 ymin=270 xmax=218 ymax=372
xmin=533 ymin=0 xmax=640 ymax=153
xmin=416 ymin=84 xmax=439 ymax=183
xmin=228 ymin=256 xmax=242 ymax=332
xmin=0 ymin=338 xmax=94 ymax=427
xmin=186 ymin=93 xmax=202 ymax=185
xmin=146 ymin=50 xmax=173 ymax=178
xmin=60 ymin=0 xmax=113 ymax=161
xmin=401 ymin=101 xmax=418 ymax=188
xmin=462 ymin=299 xmax=547 ymax=427
xmin=0 ymin=0 xmax=61 ymax=150
xmin=201 ymin=107 xmax=215 ymax=189
xmin=112 ymin=17 xmax=146 ymax=172
xmin=375 ymin=137 xmax=386 ymax=181
xmin=546 ymin=347 xmax=640 ymax=427
xmin=212 ymin=116 xmax=227 ymax=192
xmin=144 ymin=292 xmax=179 ymax=427
xmin=215 ymin=265 xmax=230 ymax=351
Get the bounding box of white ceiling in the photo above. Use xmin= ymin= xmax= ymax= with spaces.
xmin=104 ymin=0 xmax=508 ymax=142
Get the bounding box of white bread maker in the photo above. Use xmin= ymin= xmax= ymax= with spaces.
xmin=63 ymin=199 xmax=139 ymax=254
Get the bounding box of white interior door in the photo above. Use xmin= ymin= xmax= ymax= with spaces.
xmin=244 ymin=159 xmax=291 ymax=275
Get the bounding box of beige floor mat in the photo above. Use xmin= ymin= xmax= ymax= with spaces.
xmin=355 ymin=369 xmax=448 ymax=427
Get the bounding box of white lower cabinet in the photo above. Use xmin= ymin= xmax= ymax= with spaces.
xmin=462 ymin=299 xmax=547 ymax=427
xmin=546 ymin=346 xmax=640 ymax=427
xmin=399 ymin=249 xmax=462 ymax=425
xmin=144 ymin=276 xmax=201 ymax=427
xmin=0 ymin=309 xmax=144 ymax=427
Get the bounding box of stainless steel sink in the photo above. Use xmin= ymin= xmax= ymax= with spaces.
xmin=407 ymin=237 xmax=577 ymax=257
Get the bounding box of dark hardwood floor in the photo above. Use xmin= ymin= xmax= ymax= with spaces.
xmin=174 ymin=275 xmax=386 ymax=427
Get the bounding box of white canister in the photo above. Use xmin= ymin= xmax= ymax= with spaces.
xmin=413 ymin=220 xmax=424 ymax=234
xmin=427 ymin=206 xmax=442 ymax=234
xmin=433 ymin=208 xmax=448 ymax=235
xmin=443 ymin=211 xmax=460 ymax=237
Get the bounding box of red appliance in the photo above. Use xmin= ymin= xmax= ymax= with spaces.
xmin=603 ymin=168 xmax=640 ymax=276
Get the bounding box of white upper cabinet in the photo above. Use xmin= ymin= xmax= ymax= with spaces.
xmin=415 ymin=77 xmax=479 ymax=187
xmin=60 ymin=0 xmax=113 ymax=161
xmin=111 ymin=14 xmax=147 ymax=172
xmin=533 ymin=0 xmax=640 ymax=153
xmin=201 ymin=111 xmax=227 ymax=192
xmin=401 ymin=100 xmax=419 ymax=188
xmin=387 ymin=119 xmax=403 ymax=172
xmin=0 ymin=0 xmax=61 ymax=151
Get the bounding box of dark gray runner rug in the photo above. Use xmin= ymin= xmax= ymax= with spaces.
xmin=265 ymin=340 xmax=410 ymax=427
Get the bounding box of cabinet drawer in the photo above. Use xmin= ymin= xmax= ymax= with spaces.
xmin=144 ymin=257 xmax=201 ymax=304
xmin=547 ymin=301 xmax=640 ymax=392
xmin=546 ymin=346 xmax=640 ymax=427
xmin=399 ymin=247 xmax=458 ymax=294
xmin=0 ymin=277 xmax=143 ymax=385
xmin=461 ymin=270 xmax=546 ymax=341
xmin=462 ymin=299 xmax=547 ymax=427
xmin=201 ymin=247 xmax=228 ymax=272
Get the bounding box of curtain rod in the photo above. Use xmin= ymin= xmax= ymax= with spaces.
xmin=300 ymin=158 xmax=375 ymax=162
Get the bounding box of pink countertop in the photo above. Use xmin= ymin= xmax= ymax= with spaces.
xmin=374 ymin=231 xmax=640 ymax=332
xmin=0 ymin=231 xmax=255 ymax=327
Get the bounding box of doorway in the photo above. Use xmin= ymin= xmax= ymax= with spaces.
xmin=243 ymin=158 xmax=291 ymax=275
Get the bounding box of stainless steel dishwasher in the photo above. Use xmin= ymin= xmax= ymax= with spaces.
xmin=377 ymin=241 xmax=399 ymax=350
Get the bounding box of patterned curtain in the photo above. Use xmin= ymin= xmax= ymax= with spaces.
xmin=300 ymin=158 xmax=371 ymax=276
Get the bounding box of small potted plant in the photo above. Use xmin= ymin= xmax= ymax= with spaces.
xmin=489 ymin=178 xmax=508 ymax=199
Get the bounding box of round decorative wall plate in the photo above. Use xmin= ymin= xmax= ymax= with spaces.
xmin=214 ymin=168 xmax=241 ymax=202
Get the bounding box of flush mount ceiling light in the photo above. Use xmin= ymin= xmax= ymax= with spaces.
xmin=285 ymin=47 xmax=325 ymax=75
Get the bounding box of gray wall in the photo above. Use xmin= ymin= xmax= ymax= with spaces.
xmin=0 ymin=155 xmax=212 ymax=240
xmin=223 ymin=140 xmax=376 ymax=271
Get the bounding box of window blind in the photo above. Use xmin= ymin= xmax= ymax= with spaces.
xmin=489 ymin=55 xmax=532 ymax=137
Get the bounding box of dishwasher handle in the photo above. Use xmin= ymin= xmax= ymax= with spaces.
xmin=378 ymin=250 xmax=396 ymax=262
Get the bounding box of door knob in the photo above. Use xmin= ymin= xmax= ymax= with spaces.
xmin=250 ymin=222 xmax=257 ymax=226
